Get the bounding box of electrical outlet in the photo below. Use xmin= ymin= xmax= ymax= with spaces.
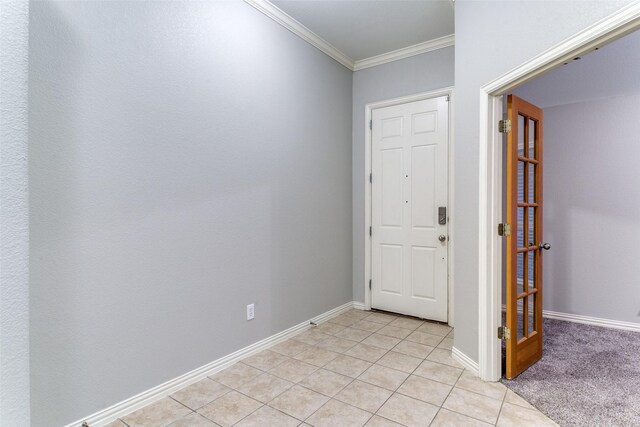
xmin=247 ymin=304 xmax=255 ymax=321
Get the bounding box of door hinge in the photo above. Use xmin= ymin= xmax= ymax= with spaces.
xmin=369 ymin=279 xmax=372 ymax=290
xmin=498 ymin=223 xmax=511 ymax=237
xmin=369 ymin=226 xmax=372 ymax=237
xmin=369 ymin=120 xmax=372 ymax=130
xmin=369 ymin=173 xmax=372 ymax=183
xmin=446 ymin=94 xmax=450 ymax=102
xmin=498 ymin=119 xmax=511 ymax=133
xmin=498 ymin=326 xmax=511 ymax=340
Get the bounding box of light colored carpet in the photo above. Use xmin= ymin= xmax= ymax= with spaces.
xmin=502 ymin=318 xmax=640 ymax=427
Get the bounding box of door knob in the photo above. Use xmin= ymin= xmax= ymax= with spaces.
xmin=539 ymin=242 xmax=551 ymax=251
xmin=439 ymin=235 xmax=447 ymax=242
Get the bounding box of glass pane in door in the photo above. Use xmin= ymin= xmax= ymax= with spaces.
xmin=518 ymin=161 xmax=525 ymax=203
xmin=528 ymin=250 xmax=535 ymax=291
xmin=529 ymin=119 xmax=536 ymax=159
xmin=528 ymin=163 xmax=536 ymax=204
xmin=517 ymin=252 xmax=524 ymax=295
xmin=518 ymin=115 xmax=525 ymax=157
xmin=528 ymin=207 xmax=535 ymax=246
xmin=517 ymin=297 xmax=525 ymax=341
xmin=528 ymin=294 xmax=536 ymax=336
xmin=517 ymin=207 xmax=524 ymax=248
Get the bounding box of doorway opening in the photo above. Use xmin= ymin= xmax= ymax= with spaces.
xmin=478 ymin=4 xmax=640 ymax=383
xmin=479 ymin=5 xmax=640 ymax=426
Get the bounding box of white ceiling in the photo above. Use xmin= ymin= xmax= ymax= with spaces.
xmin=270 ymin=0 xmax=454 ymax=61
xmin=514 ymin=29 xmax=640 ymax=108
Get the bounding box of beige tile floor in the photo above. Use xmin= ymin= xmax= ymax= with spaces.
xmin=108 ymin=309 xmax=558 ymax=427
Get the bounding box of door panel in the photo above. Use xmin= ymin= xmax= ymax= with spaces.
xmin=371 ymin=96 xmax=449 ymax=321
xmin=505 ymin=95 xmax=544 ymax=379
xmin=411 ymin=145 xmax=437 ymax=228
xmin=411 ymin=246 xmax=436 ymax=299
xmin=380 ymin=244 xmax=403 ymax=295
xmin=382 ymin=116 xmax=403 ymax=138
xmin=381 ymin=149 xmax=403 ymax=226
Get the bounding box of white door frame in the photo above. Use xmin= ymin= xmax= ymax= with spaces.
xmin=364 ymin=87 xmax=455 ymax=325
xmin=477 ymin=3 xmax=640 ymax=381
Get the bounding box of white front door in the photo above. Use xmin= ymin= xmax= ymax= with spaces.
xmin=371 ymin=96 xmax=449 ymax=321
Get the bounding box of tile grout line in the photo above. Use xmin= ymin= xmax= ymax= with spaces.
xmin=451 ymin=378 xmax=508 ymax=402
xmin=368 ymin=324 xmax=446 ymax=426
xmin=234 ymin=342 xmax=365 ymax=425
xmin=321 ymin=313 xmax=459 ymax=425
xmin=225 ymin=388 xmax=283 ymax=426
xmin=201 ymin=361 xmax=299 ymax=426
xmin=357 ymin=320 xmax=502 ymax=426
xmin=169 ymin=378 xmax=236 ymax=412
xmin=118 ymin=309 xmax=356 ymax=426
xmin=289 ymin=310 xmax=400 ymax=426
xmin=120 ymin=398 xmax=192 ymax=426
xmin=213 ymin=363 xmax=330 ymax=423
xmin=494 ymin=391 xmax=508 ymax=426
xmin=441 ymin=371 xmax=509 ymax=425
xmin=431 ymin=361 xmax=466 ymax=424
xmin=235 ymin=402 xmax=298 ymax=427
xmin=213 ymin=318 xmax=511 ymax=426
xmin=160 ymin=311 xmax=461 ymax=427
xmin=427 ymin=372 xmax=460 ymax=427
xmin=296 ymin=378 xmax=360 ymax=426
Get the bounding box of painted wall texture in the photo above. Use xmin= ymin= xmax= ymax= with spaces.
xmin=0 ymin=1 xmax=30 ymax=425
xmin=352 ymin=47 xmax=455 ymax=303
xmin=20 ymin=0 xmax=640 ymax=423
xmin=454 ymin=0 xmax=634 ymax=362
xmin=536 ymin=92 xmax=640 ymax=324
xmin=513 ymin=30 xmax=640 ymax=109
xmin=28 ymin=1 xmax=352 ymax=425
xmin=512 ymin=29 xmax=640 ymax=324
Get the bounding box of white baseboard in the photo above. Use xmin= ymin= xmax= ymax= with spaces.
xmin=451 ymin=346 xmax=478 ymax=375
xmin=352 ymin=301 xmax=366 ymax=311
xmin=500 ymin=304 xmax=640 ymax=332
xmin=67 ymin=301 xmax=359 ymax=427
xmin=542 ymin=309 xmax=640 ymax=332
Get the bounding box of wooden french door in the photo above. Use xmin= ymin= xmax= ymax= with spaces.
xmin=505 ymin=95 xmax=549 ymax=379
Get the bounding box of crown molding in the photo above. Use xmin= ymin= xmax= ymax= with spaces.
xmin=353 ymin=34 xmax=455 ymax=71
xmin=244 ymin=0 xmax=455 ymax=72
xmin=243 ymin=0 xmax=355 ymax=70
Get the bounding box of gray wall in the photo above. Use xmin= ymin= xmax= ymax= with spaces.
xmin=454 ymin=0 xmax=633 ymax=362
xmin=536 ymin=92 xmax=640 ymax=323
xmin=510 ymin=29 xmax=640 ymax=324
xmin=352 ymin=47 xmax=455 ymax=303
xmin=0 ymin=1 xmax=30 ymax=425
xmin=29 ymin=1 xmax=352 ymax=425
xmin=513 ymin=30 xmax=640 ymax=109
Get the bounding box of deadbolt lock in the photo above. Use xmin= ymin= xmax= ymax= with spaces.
xmin=438 ymin=207 xmax=447 ymax=225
